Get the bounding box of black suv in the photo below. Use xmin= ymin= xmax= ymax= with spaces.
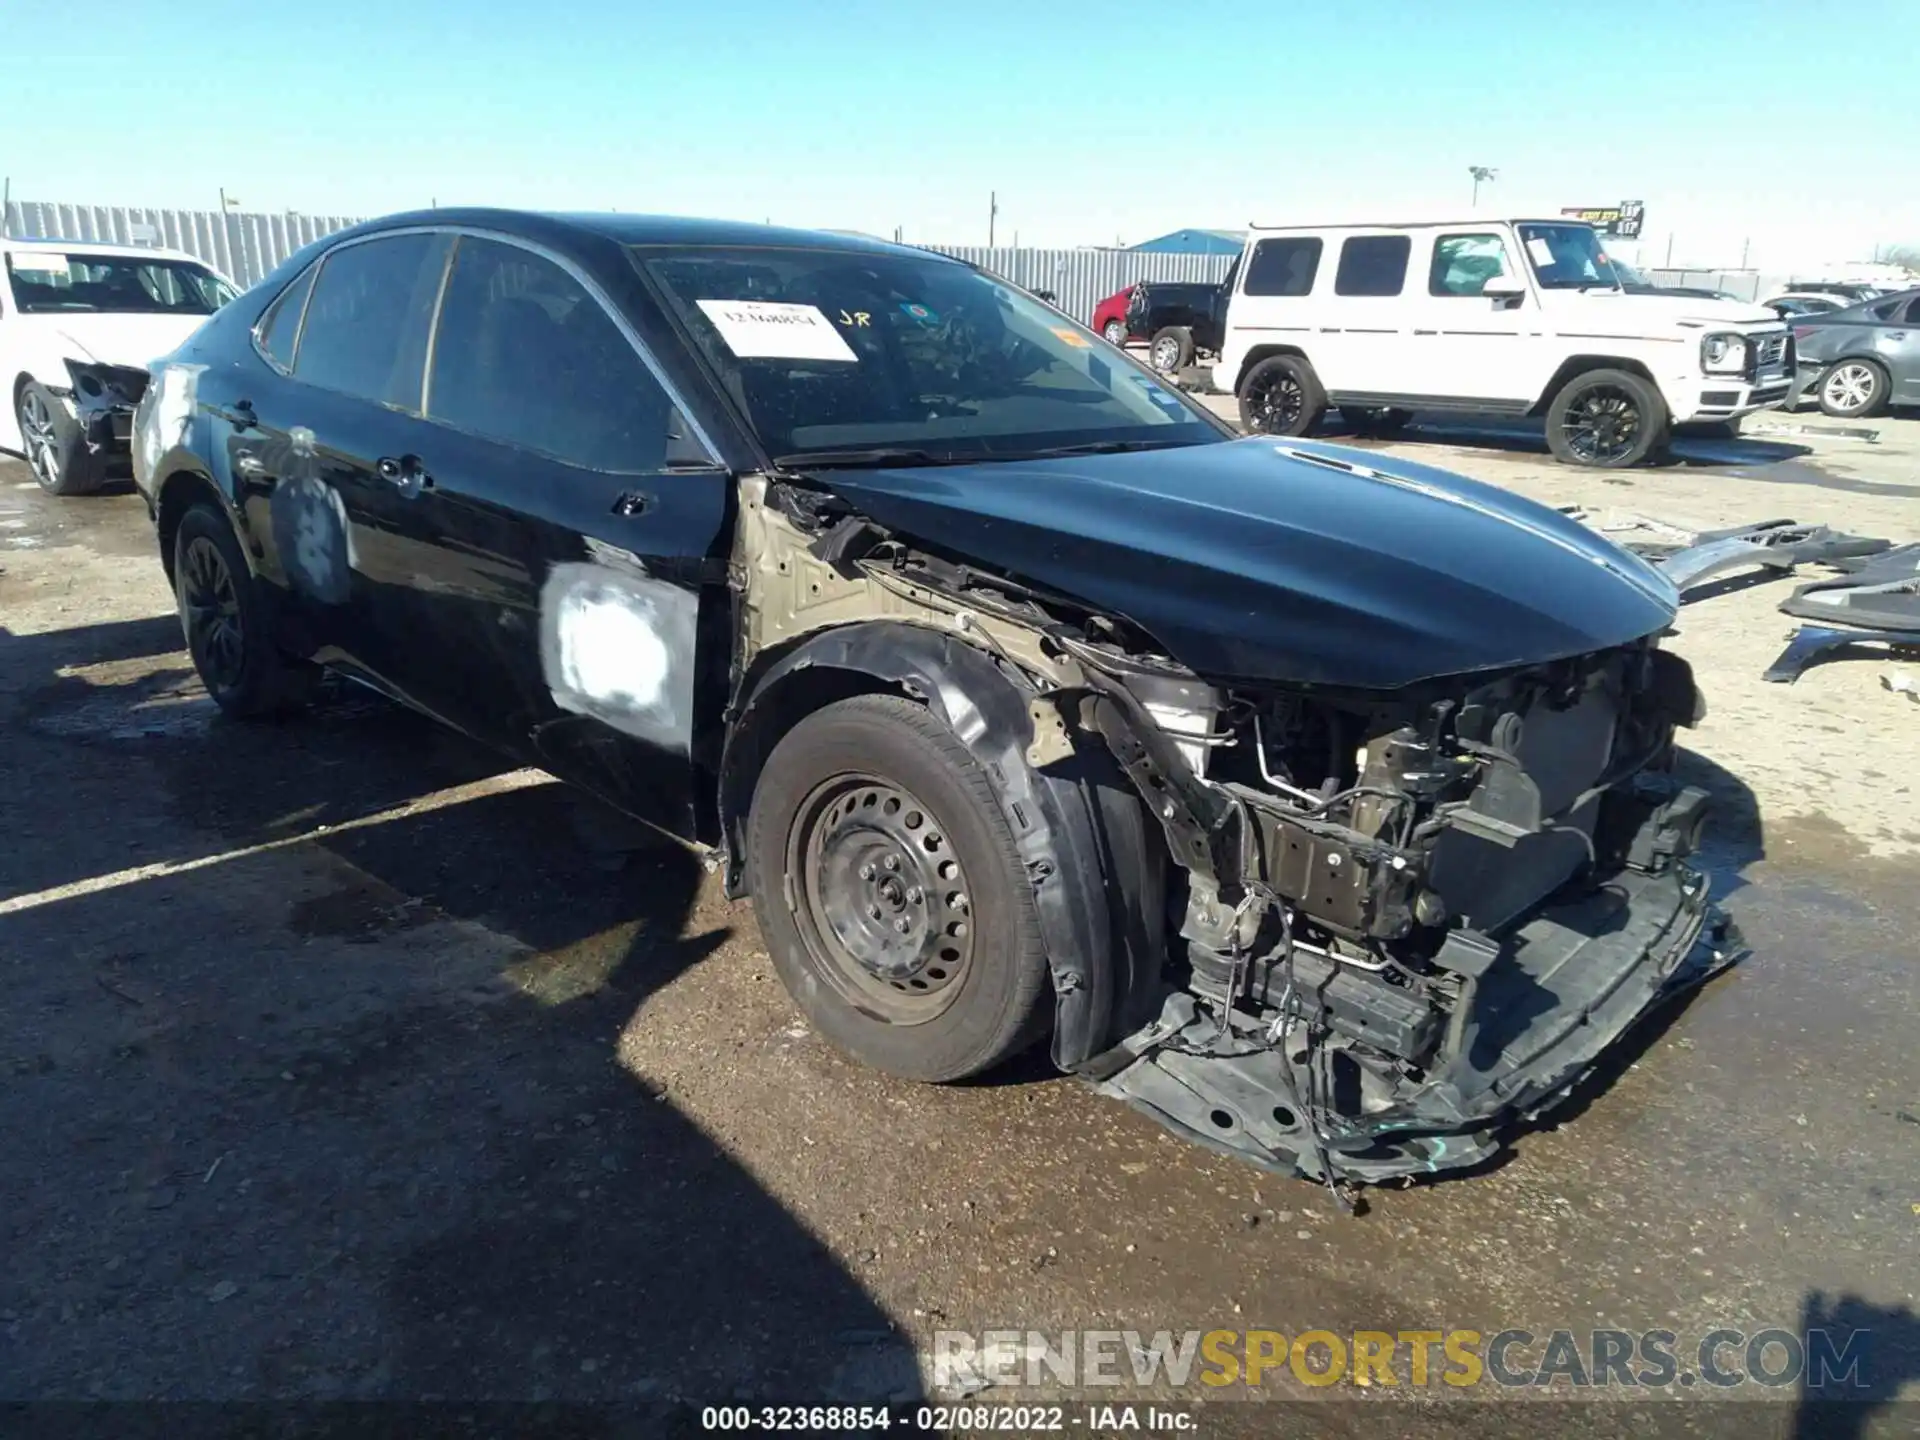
xmin=130 ymin=209 xmax=1738 ymax=1185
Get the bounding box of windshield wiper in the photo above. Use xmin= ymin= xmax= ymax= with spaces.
xmin=771 ymin=447 xmax=977 ymax=470
xmin=998 ymin=438 xmax=1201 ymax=459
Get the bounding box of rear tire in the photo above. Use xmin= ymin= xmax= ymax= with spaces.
xmin=1817 ymin=359 xmax=1889 ymax=419
xmin=173 ymin=504 xmax=318 ymax=719
xmin=746 ymin=694 xmax=1053 ymax=1083
xmin=1544 ymin=368 xmax=1668 ymax=468
xmin=1102 ymin=319 xmax=1128 ymax=347
xmin=1149 ymin=326 xmax=1195 ymax=374
xmin=16 ymin=381 xmax=105 ymax=496
xmin=1236 ymin=354 xmax=1327 ymax=437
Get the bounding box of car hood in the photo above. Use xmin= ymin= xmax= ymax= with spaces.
xmin=1583 ymin=291 xmax=1778 ymax=328
xmin=811 ymin=437 xmax=1677 ymax=690
xmin=45 ymin=314 xmax=209 ymax=370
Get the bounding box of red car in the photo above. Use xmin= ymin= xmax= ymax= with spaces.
xmin=1091 ymin=284 xmax=1139 ymax=346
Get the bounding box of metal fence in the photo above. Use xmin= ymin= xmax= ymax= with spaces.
xmin=3 ymin=201 xmax=364 ymax=289
xmin=3 ymin=200 xmax=1234 ymax=321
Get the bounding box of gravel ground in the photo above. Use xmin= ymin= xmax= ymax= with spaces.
xmin=2 ymin=412 xmax=1918 ymax=1437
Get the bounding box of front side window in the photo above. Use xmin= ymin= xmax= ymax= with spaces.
xmin=294 ymin=234 xmax=450 ymax=411
xmin=427 ymin=236 xmax=686 ymax=473
xmin=1334 ymin=236 xmax=1411 ymax=297
xmin=3 ymin=251 xmax=237 ymax=315
xmin=1429 ymin=234 xmax=1511 ymax=297
xmin=1243 ymin=238 xmax=1322 ymax=297
xmin=1901 ymin=295 xmax=1920 ymax=325
xmin=1515 ymin=224 xmax=1620 ymax=290
xmin=638 ymin=245 xmax=1223 ymax=463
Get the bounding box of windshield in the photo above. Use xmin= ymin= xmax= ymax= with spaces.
xmin=3 ymin=252 xmax=238 ymax=315
xmin=1516 ymin=224 xmax=1621 ymax=290
xmin=1603 ymin=255 xmax=1647 ymax=286
xmin=636 ymin=245 xmax=1223 ymax=463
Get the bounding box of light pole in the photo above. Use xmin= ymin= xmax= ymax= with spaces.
xmin=1468 ymin=165 xmax=1498 ymax=208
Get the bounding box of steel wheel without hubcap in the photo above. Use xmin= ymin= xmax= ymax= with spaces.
xmin=1821 ymin=362 xmax=1880 ymax=416
xmin=787 ymin=773 xmax=974 ymax=1024
xmin=18 ymin=390 xmax=62 ymax=490
xmin=180 ymin=534 xmax=246 ymax=694
xmin=1559 ymin=383 xmax=1644 ymax=465
xmin=1103 ymin=320 xmax=1127 ymax=346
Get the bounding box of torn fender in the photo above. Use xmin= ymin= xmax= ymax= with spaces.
xmin=719 ymin=621 xmax=1163 ymax=1067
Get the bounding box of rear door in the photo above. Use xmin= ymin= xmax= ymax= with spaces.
xmin=255 ymin=231 xmax=456 ymax=693
xmin=1312 ymin=232 xmax=1414 ymax=396
xmin=1886 ymin=295 xmax=1920 ymax=404
xmin=368 ymin=232 xmax=732 ymax=838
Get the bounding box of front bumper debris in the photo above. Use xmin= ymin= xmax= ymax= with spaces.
xmin=64 ymin=360 xmax=149 ymax=459
xmin=1086 ymin=865 xmax=1744 ymax=1184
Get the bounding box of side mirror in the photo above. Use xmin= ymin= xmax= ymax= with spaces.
xmin=1482 ymin=274 xmax=1527 ymax=306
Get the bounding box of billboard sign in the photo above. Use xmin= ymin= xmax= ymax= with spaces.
xmin=1559 ymin=201 xmax=1645 ymax=238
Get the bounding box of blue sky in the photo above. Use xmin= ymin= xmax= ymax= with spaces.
xmin=6 ymin=0 xmax=1914 ymax=270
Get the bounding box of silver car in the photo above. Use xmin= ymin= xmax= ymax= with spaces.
xmin=1791 ymin=287 xmax=1920 ymax=418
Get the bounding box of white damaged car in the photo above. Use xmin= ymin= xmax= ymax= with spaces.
xmin=1 ymin=237 xmax=238 ymax=495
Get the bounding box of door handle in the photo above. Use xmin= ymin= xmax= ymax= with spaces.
xmin=376 ymin=453 xmax=433 ymax=496
xmin=217 ymin=399 xmax=258 ymax=431
xmin=610 ymin=490 xmax=653 ymax=517
xmin=1887 ymin=331 xmax=1908 ymax=340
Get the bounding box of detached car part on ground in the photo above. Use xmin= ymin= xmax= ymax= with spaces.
xmin=1765 ymin=546 xmax=1920 ymax=683
xmin=132 ymin=209 xmax=1742 ymax=1188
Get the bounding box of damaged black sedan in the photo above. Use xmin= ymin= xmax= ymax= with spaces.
xmin=132 ymin=210 xmax=1742 ymax=1187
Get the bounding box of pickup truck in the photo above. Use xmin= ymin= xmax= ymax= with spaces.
xmin=1126 ymin=265 xmax=1236 ymax=375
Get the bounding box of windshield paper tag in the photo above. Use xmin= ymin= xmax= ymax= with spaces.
xmin=695 ymin=300 xmax=857 ymax=363
xmin=1525 ymin=236 xmax=1555 ymax=267
xmin=8 ymin=252 xmax=69 ymax=274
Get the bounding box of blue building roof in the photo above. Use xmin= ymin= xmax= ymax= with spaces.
xmin=1127 ymin=229 xmax=1246 ymax=255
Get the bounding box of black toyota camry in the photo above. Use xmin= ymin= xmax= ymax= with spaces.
xmin=131 ymin=209 xmax=1742 ymax=1186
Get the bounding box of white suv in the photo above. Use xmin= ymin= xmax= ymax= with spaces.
xmin=1212 ymin=219 xmax=1793 ymax=467
xmin=1 ymin=237 xmax=238 ymax=495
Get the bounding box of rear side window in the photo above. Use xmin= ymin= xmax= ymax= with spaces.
xmin=426 ymin=236 xmax=677 ymax=472
xmin=1334 ymin=236 xmax=1411 ymax=297
xmin=256 ymin=265 xmax=317 ymax=370
xmin=1243 ymin=238 xmax=1322 ymax=297
xmin=1429 ymin=234 xmax=1510 ymax=297
xmin=294 ymin=234 xmax=451 ymax=410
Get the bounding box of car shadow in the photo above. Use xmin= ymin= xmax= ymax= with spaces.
xmin=0 ymin=614 xmax=921 ymax=1409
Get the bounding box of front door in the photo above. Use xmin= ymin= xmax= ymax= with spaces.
xmin=360 ymin=232 xmax=733 ymax=839
xmin=1403 ymin=230 xmax=1543 ymax=406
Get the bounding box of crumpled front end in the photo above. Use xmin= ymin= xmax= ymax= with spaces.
xmin=64 ymin=360 xmax=150 ymax=460
xmin=1068 ymin=637 xmax=1746 ymax=1186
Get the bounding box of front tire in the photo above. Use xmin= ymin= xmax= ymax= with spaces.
xmin=1237 ymin=354 xmax=1327 ymax=437
xmin=16 ymin=381 xmax=104 ymax=496
xmin=1102 ymin=319 xmax=1128 ymax=347
xmin=1817 ymin=359 xmax=1889 ymax=419
xmin=1544 ymin=368 xmax=1668 ymax=468
xmin=173 ymin=504 xmax=317 ymax=719
xmin=746 ymin=694 xmax=1052 ymax=1083
xmin=1148 ymin=326 xmax=1195 ymax=374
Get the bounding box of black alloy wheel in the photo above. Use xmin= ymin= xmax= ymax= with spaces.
xmin=179 ymin=533 xmax=247 ymax=695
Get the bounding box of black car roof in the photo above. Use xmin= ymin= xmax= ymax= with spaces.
xmin=349 ymin=207 xmax=939 ymax=260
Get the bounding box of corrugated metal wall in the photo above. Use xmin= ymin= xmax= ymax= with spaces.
xmin=3 ymin=201 xmax=364 ymax=288
xmin=924 ymin=246 xmax=1234 ymax=323
xmin=2 ymin=201 xmax=1234 ymax=321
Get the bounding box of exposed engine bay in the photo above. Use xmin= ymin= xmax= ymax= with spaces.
xmin=737 ymin=472 xmax=1746 ymax=1191
xmin=1070 ymin=639 xmax=1742 ymax=1190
